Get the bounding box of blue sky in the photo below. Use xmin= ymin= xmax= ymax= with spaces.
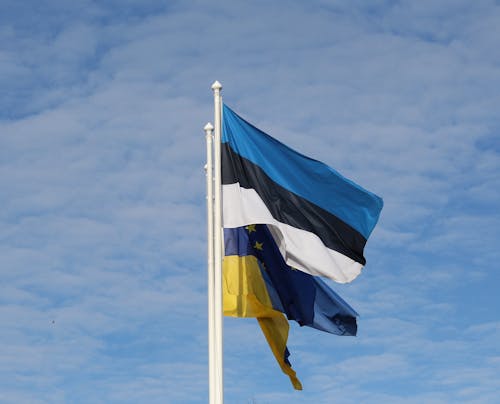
xmin=1 ymin=0 xmax=499 ymax=402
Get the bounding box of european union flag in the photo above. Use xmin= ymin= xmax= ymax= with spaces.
xmin=224 ymin=224 xmax=358 ymax=336
xmin=223 ymin=224 xmax=359 ymax=389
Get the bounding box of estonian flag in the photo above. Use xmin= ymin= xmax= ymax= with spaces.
xmin=223 ymin=224 xmax=359 ymax=389
xmin=222 ymin=104 xmax=383 ymax=283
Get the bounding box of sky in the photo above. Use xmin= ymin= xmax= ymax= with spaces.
xmin=1 ymin=0 xmax=499 ymax=403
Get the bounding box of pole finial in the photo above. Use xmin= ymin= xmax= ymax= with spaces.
xmin=211 ymin=80 xmax=222 ymax=91
xmin=204 ymin=122 xmax=214 ymax=132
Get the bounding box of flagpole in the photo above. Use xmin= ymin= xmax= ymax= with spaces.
xmin=211 ymin=80 xmax=224 ymax=404
xmin=204 ymin=122 xmax=215 ymax=404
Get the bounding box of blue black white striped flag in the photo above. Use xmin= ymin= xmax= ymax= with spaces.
xmin=221 ymin=104 xmax=383 ymax=283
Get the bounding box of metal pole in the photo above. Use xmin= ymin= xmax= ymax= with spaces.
xmin=211 ymin=80 xmax=224 ymax=404
xmin=204 ymin=122 xmax=215 ymax=404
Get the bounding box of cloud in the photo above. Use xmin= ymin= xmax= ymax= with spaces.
xmin=1 ymin=0 xmax=499 ymax=402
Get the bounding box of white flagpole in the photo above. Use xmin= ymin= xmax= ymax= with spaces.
xmin=204 ymin=122 xmax=215 ymax=404
xmin=211 ymin=80 xmax=224 ymax=404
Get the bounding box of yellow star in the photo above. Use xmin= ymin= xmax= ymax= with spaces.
xmin=246 ymin=224 xmax=256 ymax=233
xmin=254 ymin=241 xmax=264 ymax=251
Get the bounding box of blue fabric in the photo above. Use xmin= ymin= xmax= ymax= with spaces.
xmin=311 ymin=277 xmax=358 ymax=335
xmin=222 ymin=104 xmax=383 ymax=239
xmin=224 ymin=225 xmax=358 ymax=336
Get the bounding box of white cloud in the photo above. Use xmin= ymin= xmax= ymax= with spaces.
xmin=1 ymin=0 xmax=499 ymax=402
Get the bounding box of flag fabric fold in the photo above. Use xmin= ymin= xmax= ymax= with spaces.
xmin=222 ymin=104 xmax=383 ymax=283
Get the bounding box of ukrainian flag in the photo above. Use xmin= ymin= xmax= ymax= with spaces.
xmin=223 ymin=225 xmax=302 ymax=390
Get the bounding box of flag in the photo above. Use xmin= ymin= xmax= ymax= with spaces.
xmin=223 ymin=224 xmax=359 ymax=389
xmin=225 ymin=225 xmax=358 ymax=335
xmin=223 ymin=226 xmax=303 ymax=390
xmin=222 ymin=104 xmax=383 ymax=283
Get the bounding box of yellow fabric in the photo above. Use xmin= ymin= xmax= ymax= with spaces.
xmin=257 ymin=316 xmax=302 ymax=390
xmin=223 ymin=255 xmax=302 ymax=390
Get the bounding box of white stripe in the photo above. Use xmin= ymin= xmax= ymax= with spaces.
xmin=222 ymin=183 xmax=363 ymax=283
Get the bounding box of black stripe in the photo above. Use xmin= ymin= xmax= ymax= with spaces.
xmin=222 ymin=142 xmax=367 ymax=265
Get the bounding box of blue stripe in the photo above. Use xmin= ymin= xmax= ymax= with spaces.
xmin=222 ymin=104 xmax=383 ymax=239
